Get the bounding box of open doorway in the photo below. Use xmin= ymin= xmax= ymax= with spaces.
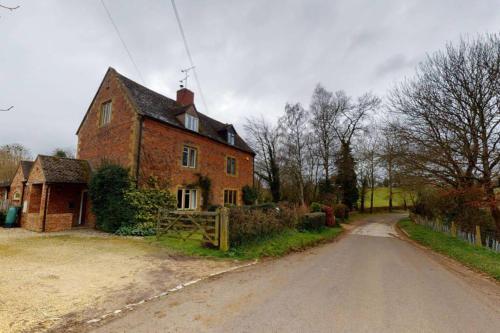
xmin=78 ymin=190 xmax=88 ymax=225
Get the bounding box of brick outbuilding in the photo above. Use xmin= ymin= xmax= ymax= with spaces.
xmin=19 ymin=155 xmax=93 ymax=232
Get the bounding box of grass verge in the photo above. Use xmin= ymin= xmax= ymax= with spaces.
xmin=148 ymin=227 xmax=343 ymax=260
xmin=398 ymin=218 xmax=500 ymax=281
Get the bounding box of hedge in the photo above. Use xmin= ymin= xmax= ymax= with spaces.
xmin=299 ymin=212 xmax=326 ymax=231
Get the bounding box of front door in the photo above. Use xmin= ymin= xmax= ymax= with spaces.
xmin=79 ymin=190 xmax=88 ymax=225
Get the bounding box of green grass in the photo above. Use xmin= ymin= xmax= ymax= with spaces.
xmin=360 ymin=187 xmax=410 ymax=208
xmin=148 ymin=227 xmax=344 ymax=260
xmin=398 ymin=218 xmax=500 ymax=281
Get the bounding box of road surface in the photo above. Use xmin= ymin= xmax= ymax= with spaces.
xmin=89 ymin=213 xmax=500 ymax=332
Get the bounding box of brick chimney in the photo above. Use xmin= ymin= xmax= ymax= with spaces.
xmin=176 ymin=88 xmax=194 ymax=106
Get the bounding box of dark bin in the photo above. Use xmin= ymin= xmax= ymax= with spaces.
xmin=4 ymin=206 xmax=19 ymax=228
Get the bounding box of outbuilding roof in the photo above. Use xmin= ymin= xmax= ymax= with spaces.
xmin=37 ymin=155 xmax=91 ymax=184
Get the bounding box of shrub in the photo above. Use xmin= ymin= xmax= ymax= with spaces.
xmin=322 ymin=205 xmax=336 ymax=227
xmin=228 ymin=204 xmax=303 ymax=246
xmin=242 ymin=185 xmax=258 ymax=205
xmin=125 ymin=180 xmax=176 ymax=226
xmin=310 ymin=202 xmax=323 ymax=213
xmin=115 ymin=222 xmax=156 ymax=236
xmin=299 ymin=212 xmax=326 ymax=231
xmin=333 ymin=203 xmax=349 ymax=220
xmin=207 ymin=204 xmax=222 ymax=212
xmin=244 ymin=202 xmax=277 ymax=211
xmin=89 ymin=164 xmax=134 ymax=233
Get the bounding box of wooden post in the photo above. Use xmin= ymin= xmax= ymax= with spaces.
xmin=475 ymin=225 xmax=482 ymax=247
xmin=218 ymin=207 xmax=229 ymax=252
xmin=451 ymin=221 xmax=457 ymax=237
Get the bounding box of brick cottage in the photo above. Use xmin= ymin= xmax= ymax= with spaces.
xmin=2 ymin=67 xmax=254 ymax=231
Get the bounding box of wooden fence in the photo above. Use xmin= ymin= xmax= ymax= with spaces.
xmin=410 ymin=213 xmax=500 ymax=252
xmin=156 ymin=207 xmax=229 ymax=251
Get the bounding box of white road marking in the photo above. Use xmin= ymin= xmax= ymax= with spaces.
xmin=351 ymin=223 xmax=395 ymax=238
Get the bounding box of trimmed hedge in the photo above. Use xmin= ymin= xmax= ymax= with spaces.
xmin=299 ymin=212 xmax=326 ymax=231
xmin=228 ymin=205 xmax=301 ymax=246
xmin=333 ymin=203 xmax=349 ymax=220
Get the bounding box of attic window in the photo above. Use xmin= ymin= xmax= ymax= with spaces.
xmin=185 ymin=114 xmax=199 ymax=132
xmin=227 ymin=131 xmax=235 ymax=145
xmin=100 ymin=101 xmax=112 ymax=127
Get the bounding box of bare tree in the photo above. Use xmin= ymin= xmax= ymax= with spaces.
xmin=356 ymin=127 xmax=381 ymax=213
xmin=279 ymin=103 xmax=309 ymax=206
xmin=245 ymin=117 xmax=281 ymax=202
xmin=0 ymin=4 xmax=19 ymax=11
xmin=310 ymin=84 xmax=338 ymax=192
xmin=390 ymin=34 xmax=500 ymax=228
xmin=0 ymin=143 xmax=31 ymax=181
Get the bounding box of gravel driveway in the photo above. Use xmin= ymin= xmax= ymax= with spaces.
xmin=0 ymin=228 xmax=239 ymax=333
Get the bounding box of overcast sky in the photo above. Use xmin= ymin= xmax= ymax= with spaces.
xmin=1 ymin=0 xmax=499 ymax=156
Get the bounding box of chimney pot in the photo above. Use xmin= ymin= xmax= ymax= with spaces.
xmin=176 ymin=88 xmax=194 ymax=106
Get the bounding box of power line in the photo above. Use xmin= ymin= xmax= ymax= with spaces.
xmin=170 ymin=0 xmax=209 ymax=113
xmin=100 ymin=0 xmax=145 ymax=84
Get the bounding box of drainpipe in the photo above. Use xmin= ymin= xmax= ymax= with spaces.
xmin=42 ymin=184 xmax=50 ymax=232
xmin=135 ymin=116 xmax=144 ymax=188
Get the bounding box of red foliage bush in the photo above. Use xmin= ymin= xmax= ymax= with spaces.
xmin=322 ymin=205 xmax=336 ymax=227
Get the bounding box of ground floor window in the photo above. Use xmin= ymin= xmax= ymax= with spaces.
xmin=177 ymin=188 xmax=197 ymax=209
xmin=224 ymin=189 xmax=237 ymax=205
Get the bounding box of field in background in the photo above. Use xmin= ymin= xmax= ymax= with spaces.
xmin=360 ymin=187 xmax=411 ymax=208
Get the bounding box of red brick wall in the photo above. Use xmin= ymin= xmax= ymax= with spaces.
xmin=24 ymin=213 xmax=41 ymax=232
xmin=45 ymin=214 xmax=73 ymax=232
xmin=77 ymin=69 xmax=139 ymax=172
xmin=8 ymin=166 xmax=25 ymax=204
xmin=48 ymin=184 xmax=86 ymax=226
xmin=139 ymin=118 xmax=254 ymax=207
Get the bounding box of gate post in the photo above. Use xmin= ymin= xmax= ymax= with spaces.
xmin=451 ymin=221 xmax=457 ymax=237
xmin=219 ymin=207 xmax=230 ymax=252
xmin=475 ymin=225 xmax=482 ymax=247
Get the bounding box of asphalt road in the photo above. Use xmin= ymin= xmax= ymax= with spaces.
xmin=89 ymin=213 xmax=500 ymax=333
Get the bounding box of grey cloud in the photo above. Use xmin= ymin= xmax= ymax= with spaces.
xmin=374 ymin=54 xmax=417 ymax=78
xmin=1 ymin=0 xmax=499 ymax=154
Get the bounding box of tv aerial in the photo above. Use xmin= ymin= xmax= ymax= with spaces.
xmin=179 ymin=66 xmax=195 ymax=88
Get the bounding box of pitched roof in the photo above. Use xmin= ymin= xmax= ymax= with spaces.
xmin=115 ymin=69 xmax=254 ymax=155
xmin=37 ymin=155 xmax=91 ymax=184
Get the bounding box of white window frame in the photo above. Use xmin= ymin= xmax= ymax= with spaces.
xmin=182 ymin=146 xmax=197 ymax=168
xmin=226 ymin=157 xmax=236 ymax=175
xmin=227 ymin=131 xmax=235 ymax=145
xmin=177 ymin=188 xmax=198 ymax=210
xmin=224 ymin=189 xmax=237 ymax=205
xmin=185 ymin=114 xmax=199 ymax=132
xmin=100 ymin=101 xmax=112 ymax=126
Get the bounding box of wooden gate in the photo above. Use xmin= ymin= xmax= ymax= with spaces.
xmin=156 ymin=208 xmax=229 ymax=251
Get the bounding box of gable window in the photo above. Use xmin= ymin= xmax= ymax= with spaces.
xmin=100 ymin=101 xmax=112 ymax=126
xmin=185 ymin=114 xmax=199 ymax=132
xmin=182 ymin=146 xmax=197 ymax=168
xmin=224 ymin=189 xmax=237 ymax=205
xmin=226 ymin=157 xmax=236 ymax=175
xmin=177 ymin=188 xmax=197 ymax=209
xmin=227 ymin=131 xmax=235 ymax=145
